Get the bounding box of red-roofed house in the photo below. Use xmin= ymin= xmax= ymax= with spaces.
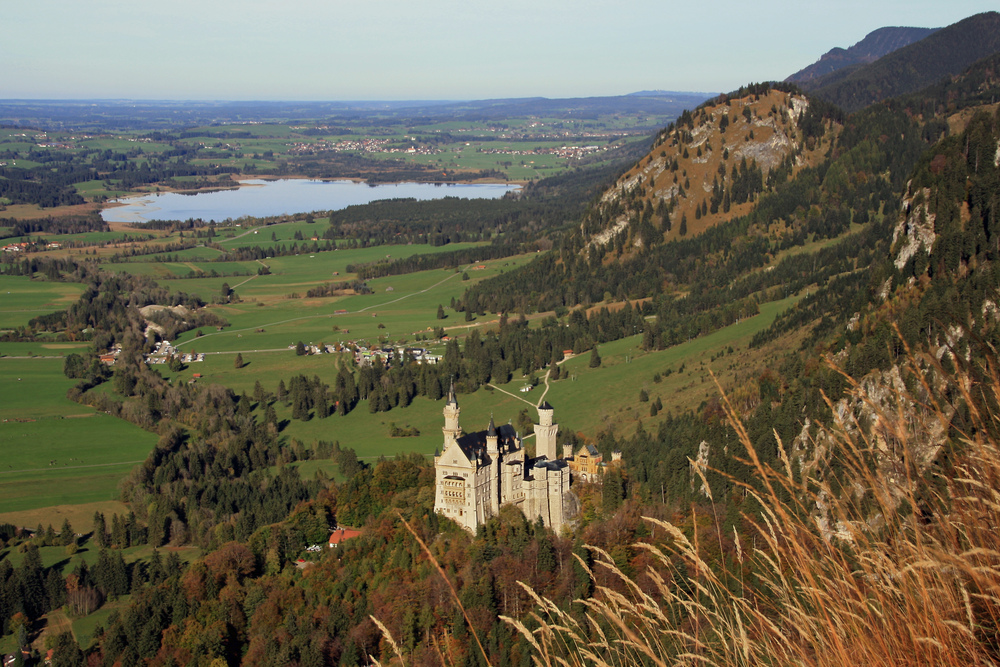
xmin=328 ymin=528 xmax=361 ymax=548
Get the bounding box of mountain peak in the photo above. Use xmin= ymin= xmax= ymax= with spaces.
xmin=579 ymin=84 xmax=832 ymax=256
xmin=786 ymin=26 xmax=939 ymax=85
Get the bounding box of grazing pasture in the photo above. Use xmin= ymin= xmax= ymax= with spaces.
xmin=0 ymin=358 xmax=159 ymax=514
xmin=0 ymin=275 xmax=85 ymax=329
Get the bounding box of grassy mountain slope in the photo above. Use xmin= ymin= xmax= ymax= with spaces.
xmin=576 ymin=85 xmax=834 ymax=253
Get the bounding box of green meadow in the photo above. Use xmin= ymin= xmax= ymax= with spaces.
xmin=0 ymin=358 xmax=159 ymax=514
xmin=159 ymin=295 xmax=802 ymax=462
xmin=0 ymin=275 xmax=85 ymax=329
xmin=526 ymin=295 xmax=803 ymax=438
xmin=166 ymin=257 xmax=521 ymax=354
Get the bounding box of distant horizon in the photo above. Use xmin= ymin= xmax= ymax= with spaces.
xmin=5 ymin=2 xmax=996 ymax=101
xmin=0 ymin=90 xmax=721 ymax=104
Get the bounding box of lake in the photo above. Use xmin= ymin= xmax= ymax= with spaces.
xmin=101 ymin=178 xmax=520 ymax=224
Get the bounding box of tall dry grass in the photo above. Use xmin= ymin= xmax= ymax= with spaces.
xmin=504 ymin=348 xmax=1000 ymax=666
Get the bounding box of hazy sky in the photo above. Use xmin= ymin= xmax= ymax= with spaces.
xmin=5 ymin=1 xmax=997 ymax=101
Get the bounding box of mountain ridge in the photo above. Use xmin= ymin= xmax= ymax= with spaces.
xmin=786 ymin=26 xmax=939 ymax=86
xmin=810 ymin=11 xmax=1000 ymax=111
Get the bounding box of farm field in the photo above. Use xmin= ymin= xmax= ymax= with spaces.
xmin=0 ymin=358 xmax=160 ymax=514
xmin=0 ymin=275 xmax=85 ymax=329
xmin=0 ymin=414 xmax=159 ymax=513
xmin=101 ymin=240 xmax=487 ymax=299
xmin=154 ymin=251 xmax=531 ymax=354
xmin=0 ymin=341 xmax=90 ymax=357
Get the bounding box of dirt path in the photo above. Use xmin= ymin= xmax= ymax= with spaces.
xmin=536 ymin=367 xmax=553 ymax=406
xmin=534 ymin=352 xmax=575 ymax=406
xmin=220 ymin=227 xmax=260 ymax=244
xmin=0 ymin=460 xmax=145 ymax=475
xmin=486 ymin=382 xmax=537 ymax=408
xmin=38 ymin=610 xmax=75 ymax=649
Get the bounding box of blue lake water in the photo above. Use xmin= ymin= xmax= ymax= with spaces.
xmin=101 ymin=179 xmax=520 ymax=224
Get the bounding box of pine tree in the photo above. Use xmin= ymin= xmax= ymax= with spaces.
xmin=589 ymin=346 xmax=602 ymax=368
xmin=93 ymin=512 xmax=108 ymax=548
xmin=234 ymin=353 xmax=244 ymax=369
xmin=60 ymin=519 xmax=75 ymax=546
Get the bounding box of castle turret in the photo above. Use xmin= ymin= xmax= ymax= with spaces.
xmin=535 ymin=400 xmax=559 ymax=460
xmin=486 ymin=415 xmax=499 ymax=455
xmin=442 ymin=379 xmax=461 ymax=445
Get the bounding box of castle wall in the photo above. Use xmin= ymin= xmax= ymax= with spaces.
xmin=433 ymin=399 xmax=569 ymax=534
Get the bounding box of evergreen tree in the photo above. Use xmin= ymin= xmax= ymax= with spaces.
xmin=93 ymin=512 xmax=108 ymax=548
xmin=603 ymin=467 xmax=625 ymax=513
xmin=60 ymin=519 xmax=75 ymax=546
xmin=52 ymin=631 xmax=85 ymax=667
xmin=589 ymin=346 xmax=602 ymax=368
xmin=234 ymin=352 xmax=244 ymax=369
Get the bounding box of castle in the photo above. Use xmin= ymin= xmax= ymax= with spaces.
xmin=433 ymin=382 xmax=573 ymax=533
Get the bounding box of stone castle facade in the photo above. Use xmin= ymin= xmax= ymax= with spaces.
xmin=433 ymin=382 xmax=572 ymax=533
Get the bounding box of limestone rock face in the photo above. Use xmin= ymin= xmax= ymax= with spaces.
xmin=892 ymin=187 xmax=936 ymax=270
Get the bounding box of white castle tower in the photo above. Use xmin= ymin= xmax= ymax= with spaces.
xmin=442 ymin=379 xmax=461 ymax=446
xmin=534 ymin=400 xmax=559 ymax=460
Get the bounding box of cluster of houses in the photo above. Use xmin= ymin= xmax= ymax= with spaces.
xmin=2 ymin=241 xmax=61 ymax=253
xmin=479 ymin=144 xmax=604 ymax=160
xmin=353 ymin=344 xmax=440 ymax=367
xmin=289 ymin=343 xmax=339 ymax=355
xmin=143 ymin=341 xmax=204 ymax=365
xmin=284 ymin=136 xmax=445 ymax=157
xmin=286 ymin=137 xmax=388 ymax=154
xmin=290 ymin=341 xmax=442 ymax=368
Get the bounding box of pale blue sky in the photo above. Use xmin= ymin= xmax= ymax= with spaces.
xmin=4 ymin=1 xmax=997 ymax=100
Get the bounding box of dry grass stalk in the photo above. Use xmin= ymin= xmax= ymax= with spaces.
xmin=506 ymin=350 xmax=1000 ymax=666
xmin=388 ymin=511 xmax=494 ymax=667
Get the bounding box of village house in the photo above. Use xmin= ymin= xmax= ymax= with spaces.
xmin=328 ymin=527 xmax=362 ymax=548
